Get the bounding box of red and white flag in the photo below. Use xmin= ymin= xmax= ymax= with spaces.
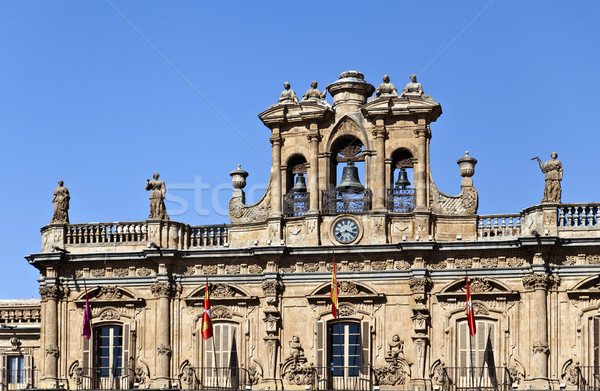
xmin=201 ymin=282 xmax=213 ymax=340
xmin=465 ymin=274 xmax=476 ymax=336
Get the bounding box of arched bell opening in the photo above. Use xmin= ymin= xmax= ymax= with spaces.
xmin=323 ymin=137 xmax=371 ymax=215
xmin=387 ymin=149 xmax=415 ymax=213
xmin=283 ymin=155 xmax=309 ymax=217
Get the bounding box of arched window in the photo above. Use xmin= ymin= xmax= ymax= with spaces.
xmin=284 ymin=155 xmax=309 ymax=217
xmin=388 ymin=149 xmax=415 ymax=212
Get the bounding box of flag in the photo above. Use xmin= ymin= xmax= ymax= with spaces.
xmin=466 ymin=274 xmax=476 ymax=336
xmin=82 ymin=282 xmax=92 ymax=339
xmin=330 ymin=258 xmax=339 ymax=318
xmin=201 ymin=282 xmax=213 ymax=340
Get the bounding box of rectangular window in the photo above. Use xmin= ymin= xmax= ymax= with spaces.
xmin=7 ymin=356 xmax=24 ymax=384
xmin=94 ymin=326 xmax=123 ymax=388
xmin=204 ymin=323 xmax=239 ymax=388
xmin=456 ymin=320 xmax=498 ymax=389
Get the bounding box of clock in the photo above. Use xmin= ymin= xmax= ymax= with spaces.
xmin=333 ymin=218 xmax=360 ymax=244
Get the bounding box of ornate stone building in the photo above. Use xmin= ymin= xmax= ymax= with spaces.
xmin=1 ymin=71 xmax=599 ymax=391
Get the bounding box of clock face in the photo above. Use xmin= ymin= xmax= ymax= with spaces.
xmin=333 ymin=219 xmax=359 ymax=244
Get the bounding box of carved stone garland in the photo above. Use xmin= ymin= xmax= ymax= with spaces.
xmin=262 ymin=280 xmax=283 ymax=382
xmin=409 ymin=277 xmax=432 ymax=380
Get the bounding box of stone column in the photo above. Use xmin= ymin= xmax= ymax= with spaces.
xmin=40 ymin=285 xmax=60 ymax=387
xmin=522 ymin=273 xmax=559 ymax=387
xmin=414 ymin=125 xmax=429 ymax=211
xmin=151 ymin=282 xmax=172 ymax=387
xmin=270 ymin=128 xmax=283 ymax=218
xmin=261 ymin=281 xmax=283 ymax=388
xmin=409 ymin=277 xmax=432 ymax=389
xmin=372 ymin=124 xmax=387 ymax=211
xmin=307 ymin=124 xmax=321 ymax=213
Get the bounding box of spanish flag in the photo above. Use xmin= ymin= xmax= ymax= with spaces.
xmin=82 ymin=281 xmax=92 ymax=340
xmin=331 ymin=258 xmax=339 ymax=318
xmin=201 ymin=282 xmax=213 ymax=340
xmin=465 ymin=274 xmax=476 ymax=336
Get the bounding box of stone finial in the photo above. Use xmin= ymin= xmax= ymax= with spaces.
xmin=535 ymin=152 xmax=562 ymax=203
xmin=375 ymin=74 xmax=398 ymax=97
xmin=278 ymin=82 xmax=298 ymax=104
xmin=230 ymin=164 xmax=248 ymax=190
xmin=51 ymin=180 xmax=70 ymax=224
xmin=457 ymin=151 xmax=477 ymax=178
xmin=145 ymin=172 xmax=169 ymax=220
xmin=400 ymin=74 xmax=424 ymax=97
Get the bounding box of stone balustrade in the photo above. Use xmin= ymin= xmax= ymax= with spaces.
xmin=189 ymin=224 xmax=229 ymax=248
xmin=477 ymin=214 xmax=522 ymax=239
xmin=65 ymin=222 xmax=147 ymax=244
xmin=558 ymin=203 xmax=600 ymax=228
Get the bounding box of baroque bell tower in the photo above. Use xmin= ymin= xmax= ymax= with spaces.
xmin=228 ymin=70 xmax=478 ymax=247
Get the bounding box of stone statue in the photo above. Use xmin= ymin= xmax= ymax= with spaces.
xmin=146 ymin=172 xmax=169 ymax=220
xmin=387 ymin=334 xmax=404 ymax=359
xmin=287 ymin=335 xmax=305 ymax=363
xmin=375 ymin=75 xmax=398 ymax=97
xmin=51 ymin=180 xmax=70 ymax=224
xmin=301 ymin=81 xmax=327 ymax=102
xmin=278 ymin=82 xmax=298 ymax=104
xmin=401 ymin=74 xmax=424 ymax=97
xmin=536 ymin=152 xmax=562 ymax=203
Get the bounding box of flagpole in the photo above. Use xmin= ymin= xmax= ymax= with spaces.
xmin=332 ymin=255 xmax=344 ymax=390
xmin=466 ymin=273 xmax=475 ymax=391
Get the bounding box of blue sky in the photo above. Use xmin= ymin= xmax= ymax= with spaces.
xmin=1 ymin=1 xmax=599 ymax=298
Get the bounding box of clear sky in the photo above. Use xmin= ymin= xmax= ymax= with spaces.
xmin=1 ymin=1 xmax=599 ymax=299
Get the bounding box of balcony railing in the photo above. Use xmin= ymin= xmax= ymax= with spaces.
xmin=569 ymin=366 xmax=600 ymax=391
xmin=477 ymin=214 xmax=522 ymax=239
xmin=0 ymin=369 xmax=38 ymax=391
xmin=322 ymin=189 xmax=372 ymax=215
xmin=437 ymin=366 xmax=513 ymax=391
xmin=311 ymin=366 xmax=375 ymax=391
xmin=73 ymin=368 xmax=131 ymax=390
xmin=180 ymin=367 xmax=252 ymax=390
xmin=189 ymin=225 xmax=229 ymax=247
xmin=386 ymin=188 xmax=416 ymax=213
xmin=284 ymin=192 xmax=310 ymax=217
xmin=66 ymin=222 xmax=147 ymax=244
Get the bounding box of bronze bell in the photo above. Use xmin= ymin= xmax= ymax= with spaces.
xmin=395 ymin=167 xmax=411 ymax=190
xmin=290 ymin=173 xmax=307 ymax=193
xmin=336 ymin=161 xmax=364 ymax=191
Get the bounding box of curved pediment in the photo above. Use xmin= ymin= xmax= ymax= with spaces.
xmin=567 ymin=275 xmax=600 ymax=299
xmin=75 ymin=286 xmax=144 ymax=306
xmin=437 ymin=277 xmax=519 ymax=301
xmin=185 ymin=283 xmax=257 ymax=305
xmin=307 ymin=281 xmax=384 ymax=302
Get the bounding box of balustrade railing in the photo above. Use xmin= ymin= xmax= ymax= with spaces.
xmin=477 ymin=214 xmax=521 ymax=239
xmin=386 ymin=188 xmax=416 ymax=213
xmin=558 ymin=204 xmax=600 ymax=228
xmin=66 ymin=222 xmax=147 ymax=245
xmin=189 ymin=225 xmax=229 ymax=248
xmin=322 ymin=189 xmax=372 ymax=215
xmin=73 ymin=367 xmax=131 ymax=390
xmin=0 ymin=368 xmax=38 ymax=391
xmin=283 ymin=192 xmax=310 ymax=217
xmin=439 ymin=366 xmax=513 ymax=391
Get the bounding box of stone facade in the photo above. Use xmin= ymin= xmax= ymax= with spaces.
xmin=2 ymin=71 xmax=600 ymax=391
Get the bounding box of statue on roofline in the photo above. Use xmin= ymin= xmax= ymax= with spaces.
xmin=401 ymin=74 xmax=424 ymax=97
xmin=146 ymin=172 xmax=169 ymax=220
xmin=278 ymin=82 xmax=298 ymax=104
xmin=375 ymin=74 xmax=398 ymax=97
xmin=51 ymin=180 xmax=70 ymax=224
xmin=534 ymin=152 xmax=562 ymax=203
xmin=301 ymin=81 xmax=327 ymax=102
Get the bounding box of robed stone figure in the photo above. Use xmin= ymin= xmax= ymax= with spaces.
xmin=146 ymin=172 xmax=169 ymax=220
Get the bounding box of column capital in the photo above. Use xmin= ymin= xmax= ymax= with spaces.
xmin=371 ymin=126 xmax=388 ymax=139
xmin=522 ymin=273 xmax=560 ymax=291
xmin=39 ymin=285 xmax=61 ymax=301
xmin=151 ymin=282 xmax=172 ymax=298
xmin=307 ymin=131 xmax=322 ymax=143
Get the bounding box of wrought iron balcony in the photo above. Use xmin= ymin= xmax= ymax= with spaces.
xmin=0 ymin=368 xmax=38 ymax=391
xmin=284 ymin=192 xmax=310 ymax=217
xmin=386 ymin=188 xmax=415 ymax=213
xmin=435 ymin=366 xmax=513 ymax=391
xmin=566 ymin=366 xmax=600 ymax=391
xmin=322 ymin=189 xmax=372 ymax=215
xmin=69 ymin=367 xmax=131 ymax=390
xmin=180 ymin=367 xmax=253 ymax=390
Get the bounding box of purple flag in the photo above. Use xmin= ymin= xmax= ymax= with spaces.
xmin=82 ymin=282 xmax=92 ymax=339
